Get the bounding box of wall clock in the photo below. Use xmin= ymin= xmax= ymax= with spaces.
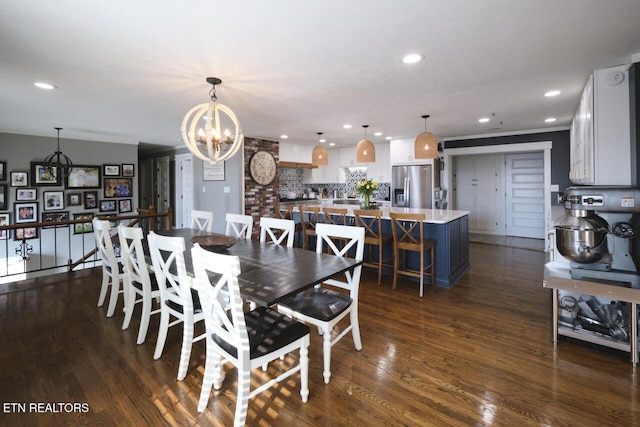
xmin=249 ymin=151 xmax=277 ymax=185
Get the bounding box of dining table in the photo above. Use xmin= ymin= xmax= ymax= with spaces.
xmin=152 ymin=228 xmax=362 ymax=307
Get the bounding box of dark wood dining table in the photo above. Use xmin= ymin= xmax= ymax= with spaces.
xmin=153 ymin=228 xmax=362 ymax=307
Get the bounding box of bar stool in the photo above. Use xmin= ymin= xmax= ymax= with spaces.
xmin=389 ymin=212 xmax=435 ymax=297
xmin=323 ymin=207 xmax=349 ymax=252
xmin=299 ymin=206 xmax=321 ymax=250
xmin=354 ymin=209 xmax=393 ymax=286
xmin=278 ymin=205 xmax=303 ymax=247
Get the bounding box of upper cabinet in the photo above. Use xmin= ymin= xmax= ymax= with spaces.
xmin=279 ymin=142 xmax=313 ymax=165
xmin=366 ymin=143 xmax=390 ymax=182
xmin=570 ymin=65 xmax=632 ymax=185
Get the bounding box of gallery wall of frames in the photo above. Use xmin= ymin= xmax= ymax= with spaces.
xmin=0 ymin=161 xmax=135 ymax=241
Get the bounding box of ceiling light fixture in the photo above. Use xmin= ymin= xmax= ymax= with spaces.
xmin=374 ymin=132 xmax=382 ymax=136
xmin=280 ymin=134 xmax=288 ymax=139
xmin=402 ymin=53 xmax=423 ymax=64
xmin=545 ymin=117 xmax=557 ymax=123
xmin=545 ymin=90 xmax=561 ymax=97
xmin=343 ymin=124 xmax=352 ymax=129
xmin=312 ymin=132 xmax=329 ymax=166
xmin=414 ymin=114 xmax=438 ymax=159
xmin=478 ymin=117 xmax=490 ymax=123
xmin=356 ymin=125 xmax=375 ymax=163
xmin=181 ymin=77 xmax=243 ymax=164
xmin=34 ymin=82 xmax=57 ymax=90
xmin=43 ymin=127 xmax=73 ymax=178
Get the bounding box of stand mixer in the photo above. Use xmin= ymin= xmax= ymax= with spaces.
xmin=555 ymin=186 xmax=640 ymax=288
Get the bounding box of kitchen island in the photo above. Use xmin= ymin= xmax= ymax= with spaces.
xmin=291 ymin=201 xmax=470 ymax=288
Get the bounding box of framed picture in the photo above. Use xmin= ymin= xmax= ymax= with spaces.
xmin=203 ymin=161 xmax=225 ymax=181
xmin=42 ymin=211 xmax=69 ymax=228
xmin=16 ymin=188 xmax=37 ymax=201
xmin=15 ymin=202 xmax=38 ymax=224
xmin=118 ymin=199 xmax=132 ymax=213
xmin=73 ymin=213 xmax=94 ymax=234
xmin=0 ymin=184 xmax=6 ymax=210
xmin=84 ymin=191 xmax=98 ymax=209
xmin=103 ymin=178 xmax=132 ymax=198
xmin=43 ymin=190 xmax=65 ymax=211
xmin=122 ymin=163 xmax=135 ymax=177
xmin=11 ymin=171 xmax=28 ymax=187
xmin=0 ymin=161 xmax=6 ymax=181
xmin=0 ymin=213 xmax=9 ymax=240
xmin=99 ymin=199 xmax=117 ymax=213
xmin=103 ymin=164 xmax=120 ymax=176
xmin=67 ymin=192 xmax=82 ymax=206
xmin=65 ymin=165 xmax=101 ymax=189
xmin=14 ymin=227 xmax=38 ymax=240
xmin=31 ymin=162 xmax=60 ymax=186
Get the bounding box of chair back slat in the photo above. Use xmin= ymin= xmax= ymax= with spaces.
xmin=323 ymin=207 xmax=348 ymax=226
xmin=225 ymin=213 xmax=254 ymax=239
xmin=390 ymin=212 xmax=425 ymax=246
xmin=148 ymin=232 xmax=192 ymax=308
xmin=259 ymin=217 xmax=295 ymax=247
xmin=93 ymin=218 xmax=118 ymax=269
xmin=117 ymin=225 xmax=150 ymax=288
xmin=354 ymin=209 xmax=383 ymax=241
xmin=191 ymin=210 xmax=214 ymax=232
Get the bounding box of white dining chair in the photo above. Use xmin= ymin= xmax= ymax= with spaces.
xmin=191 ymin=210 xmax=214 ymax=232
xmin=225 ymin=213 xmax=253 ymax=239
xmin=276 ymin=223 xmax=365 ymax=384
xmin=147 ymin=231 xmax=205 ymax=381
xmin=190 ymin=243 xmax=310 ymax=424
xmin=259 ymin=217 xmax=295 ymax=247
xmin=93 ymin=218 xmax=125 ymax=318
xmin=118 ymin=224 xmax=161 ymax=344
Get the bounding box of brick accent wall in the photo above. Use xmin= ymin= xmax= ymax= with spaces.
xmin=244 ymin=137 xmax=280 ymax=240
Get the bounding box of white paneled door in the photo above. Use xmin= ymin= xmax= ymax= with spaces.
xmin=505 ymin=152 xmax=545 ymax=238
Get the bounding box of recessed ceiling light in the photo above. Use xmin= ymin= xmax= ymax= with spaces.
xmin=385 ymin=136 xmax=393 ymax=140
xmin=343 ymin=124 xmax=352 ymax=129
xmin=34 ymin=82 xmax=56 ymax=90
xmin=280 ymin=134 xmax=288 ymax=139
xmin=329 ymin=142 xmax=335 ymax=146
xmin=402 ymin=53 xmax=422 ymax=64
xmin=374 ymin=132 xmax=382 ymax=136
xmin=545 ymin=117 xmax=557 ymax=123
xmin=319 ymin=138 xmax=326 ymax=143
xmin=545 ymin=90 xmax=561 ymax=97
xmin=478 ymin=117 xmax=490 ymax=123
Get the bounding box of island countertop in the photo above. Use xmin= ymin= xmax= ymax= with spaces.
xmin=292 ymin=201 xmax=469 ymax=224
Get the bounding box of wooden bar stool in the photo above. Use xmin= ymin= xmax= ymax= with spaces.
xmin=389 ymin=212 xmax=435 ymax=297
xmin=299 ymin=206 xmax=321 ymax=250
xmin=323 ymin=207 xmax=349 ymax=252
xmin=278 ymin=205 xmax=303 ymax=247
xmin=354 ymin=209 xmax=393 ymax=286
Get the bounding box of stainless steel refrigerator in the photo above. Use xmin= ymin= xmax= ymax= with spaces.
xmin=392 ymin=164 xmax=435 ymax=208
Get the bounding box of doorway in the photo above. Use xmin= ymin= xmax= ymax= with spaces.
xmin=505 ymin=152 xmax=545 ymax=238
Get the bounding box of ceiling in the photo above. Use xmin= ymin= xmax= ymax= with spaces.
xmin=1 ymin=0 xmax=640 ymax=151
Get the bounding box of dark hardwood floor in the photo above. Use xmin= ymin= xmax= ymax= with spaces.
xmin=1 ymin=243 xmax=638 ymax=426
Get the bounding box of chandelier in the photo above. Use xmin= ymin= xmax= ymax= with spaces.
xmin=312 ymin=132 xmax=328 ymax=166
xmin=181 ymin=77 xmax=243 ymax=164
xmin=414 ymin=114 xmax=438 ymax=159
xmin=43 ymin=127 xmax=73 ymax=178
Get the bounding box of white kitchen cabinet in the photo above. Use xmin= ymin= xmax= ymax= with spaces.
xmin=570 ymin=65 xmax=631 ymax=185
xmin=279 ymin=142 xmax=313 ymax=164
xmin=339 ymin=146 xmax=356 ymax=167
xmin=365 ymin=143 xmax=390 ymax=182
xmin=454 ymin=154 xmax=500 ymax=234
xmin=390 ymin=138 xmax=416 ymax=164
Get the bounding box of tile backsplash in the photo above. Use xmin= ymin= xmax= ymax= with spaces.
xmin=279 ymin=167 xmax=390 ymax=200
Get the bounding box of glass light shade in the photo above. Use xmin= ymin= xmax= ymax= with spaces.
xmin=356 ymin=138 xmax=375 ymax=163
xmin=312 ymin=144 xmax=328 ymax=165
xmin=414 ymin=131 xmax=438 ymax=159
xmin=181 ymin=101 xmax=243 ymax=164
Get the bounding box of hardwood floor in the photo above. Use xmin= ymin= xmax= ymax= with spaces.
xmin=1 ymin=243 xmax=638 ymax=426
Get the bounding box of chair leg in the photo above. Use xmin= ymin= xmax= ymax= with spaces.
xmin=137 ymin=294 xmax=152 ymax=345
xmin=234 ymin=368 xmax=251 ymax=427
xmin=392 ymin=247 xmax=399 ymax=290
xmin=430 ymin=246 xmax=436 ymax=286
xmin=97 ymin=270 xmax=109 ymax=307
xmin=350 ymin=307 xmax=363 ymax=351
xmin=322 ymin=326 xmax=332 ymax=384
xmin=106 ymin=276 xmax=120 ymax=317
xmin=419 ymin=250 xmax=424 ymax=298
xmin=121 ymin=286 xmax=135 ymax=330
xmin=377 ymin=244 xmax=383 ymax=286
xmin=198 ymin=339 xmax=219 ymax=412
xmin=177 ymin=315 xmax=194 ymax=380
xmin=154 ymin=309 xmax=169 ymax=360
xmin=300 ymin=340 xmax=309 ymax=403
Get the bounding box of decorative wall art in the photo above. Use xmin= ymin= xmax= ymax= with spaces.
xmin=0 ymin=161 xmax=6 ymax=181
xmin=103 ymin=164 xmax=120 ymax=176
xmin=121 ymin=164 xmax=135 ymax=177
xmin=84 ymin=191 xmax=98 ymax=209
xmin=15 ymin=227 xmax=38 ymax=240
xmin=118 ymin=199 xmax=132 ymax=213
xmin=0 ymin=185 xmax=6 ymax=210
xmin=16 ymin=188 xmax=37 ymax=201
xmin=31 ymin=162 xmax=60 ymax=186
xmin=67 ymin=192 xmax=82 ymax=206
xmin=99 ymin=200 xmax=117 ymax=213
xmin=43 ymin=191 xmax=64 ymax=211
xmin=11 ymin=171 xmax=28 ymax=187
xmin=0 ymin=213 xmax=9 ymax=240
xmin=203 ymin=161 xmax=225 ymax=181
xmin=103 ymin=178 xmax=132 ymax=198
xmin=65 ymin=165 xmax=101 ymax=189
xmin=73 ymin=213 xmax=94 ymax=234
xmin=15 ymin=202 xmax=38 ymax=224
xmin=42 ymin=211 xmax=69 ymax=228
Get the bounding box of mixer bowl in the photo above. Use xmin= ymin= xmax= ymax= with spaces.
xmin=556 ymin=226 xmax=608 ymax=263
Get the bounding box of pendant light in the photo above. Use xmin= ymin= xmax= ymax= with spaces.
xmin=312 ymin=132 xmax=328 ymax=166
xmin=356 ymin=125 xmax=375 ymax=163
xmin=414 ymin=114 xmax=438 ymax=159
xmin=181 ymin=77 xmax=244 ymax=164
xmin=43 ymin=127 xmax=73 ymax=178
